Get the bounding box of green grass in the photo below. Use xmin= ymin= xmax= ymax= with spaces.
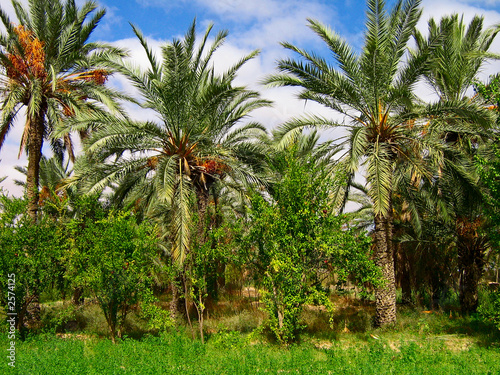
xmin=2 ymin=292 xmax=500 ymax=374
xmin=3 ymin=330 xmax=500 ymax=374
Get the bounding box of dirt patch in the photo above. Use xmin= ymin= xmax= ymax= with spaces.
xmin=55 ymin=333 xmax=94 ymax=341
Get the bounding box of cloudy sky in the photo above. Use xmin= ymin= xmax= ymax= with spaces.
xmin=1 ymin=0 xmax=500 ymax=195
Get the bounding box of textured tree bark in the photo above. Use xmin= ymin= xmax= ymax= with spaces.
xmin=457 ymin=237 xmax=487 ymax=314
xmin=196 ymin=185 xmax=219 ymax=307
xmin=169 ymin=279 xmax=183 ymax=321
xmin=374 ymin=209 xmax=397 ymax=327
xmin=26 ymin=107 xmax=46 ymax=221
xmin=72 ymin=287 xmax=85 ymax=305
xmin=196 ymin=186 xmax=210 ymax=240
xmin=24 ymin=107 xmax=46 ymax=327
xmin=106 ymin=314 xmax=117 ymax=344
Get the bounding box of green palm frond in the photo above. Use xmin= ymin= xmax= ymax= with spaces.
xmin=366 ymin=142 xmax=394 ymax=216
xmin=76 ymin=19 xmax=271 ymax=265
xmin=0 ymin=0 xmax=129 ymax=220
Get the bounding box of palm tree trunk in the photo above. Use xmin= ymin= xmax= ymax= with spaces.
xmin=457 ymin=237 xmax=486 ymax=314
xmin=196 ymin=185 xmax=217 ymax=306
xmin=169 ymin=279 xmax=183 ymax=321
xmin=26 ymin=107 xmax=46 ymax=221
xmin=72 ymin=287 xmax=85 ymax=305
xmin=396 ymin=242 xmax=412 ymax=305
xmin=24 ymin=107 xmax=46 ymax=327
xmin=196 ymin=186 xmax=210 ymax=240
xmin=374 ymin=209 xmax=397 ymax=327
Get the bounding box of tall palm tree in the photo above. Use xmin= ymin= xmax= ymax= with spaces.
xmin=0 ymin=0 xmax=126 ymax=220
xmin=414 ymin=15 xmax=499 ymax=313
xmin=14 ymin=155 xmax=77 ymax=219
xmin=265 ymin=0 xmax=494 ymax=325
xmin=75 ymin=20 xmax=271 ymax=266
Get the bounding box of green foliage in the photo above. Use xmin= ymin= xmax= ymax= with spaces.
xmin=61 ymin=195 xmax=107 ymax=292
xmin=477 ymin=145 xmax=500 ymax=249
xmin=475 ymin=75 xmax=500 ymax=109
xmin=184 ymin=211 xmax=243 ymax=342
xmin=478 ymin=286 xmax=500 ymax=331
xmin=0 ymin=193 xmax=64 ymax=334
xmin=244 ymin=154 xmax=378 ymax=344
xmin=139 ymin=289 xmax=173 ymax=332
xmin=475 ymin=77 xmax=500 ymax=250
xmin=41 ymin=303 xmax=77 ymax=334
xmin=64 ymin=204 xmax=159 ymax=342
xmin=7 ymin=331 xmax=500 ymax=374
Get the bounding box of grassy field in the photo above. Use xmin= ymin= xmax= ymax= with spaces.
xmin=2 ymin=329 xmax=500 ymax=374
xmin=2 ymin=294 xmax=500 ymax=374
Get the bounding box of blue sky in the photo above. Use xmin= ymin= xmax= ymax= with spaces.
xmin=1 ymin=0 xmax=500 ymax=195
xmin=94 ymin=0 xmax=369 ymax=43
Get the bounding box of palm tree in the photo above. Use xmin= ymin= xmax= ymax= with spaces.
xmin=14 ymin=155 xmax=77 ymax=220
xmin=264 ymin=0 xmax=494 ymax=325
xmin=415 ymin=14 xmax=499 ymax=313
xmin=75 ymin=20 xmax=271 ymax=266
xmin=0 ymin=0 xmax=126 ymax=220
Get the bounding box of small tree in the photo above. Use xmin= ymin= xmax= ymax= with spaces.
xmin=475 ymin=76 xmax=500 ymax=250
xmin=0 ymin=194 xmax=63 ymax=338
xmin=475 ymin=77 xmax=500 ymax=326
xmin=65 ymin=207 xmax=158 ymax=343
xmin=185 ymin=219 xmax=239 ymax=343
xmin=244 ymin=155 xmax=378 ymax=344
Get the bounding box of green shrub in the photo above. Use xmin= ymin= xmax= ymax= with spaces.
xmin=139 ymin=290 xmax=173 ymax=332
xmin=41 ymin=303 xmax=78 ymax=333
xmin=0 ymin=194 xmax=64 ymax=337
xmin=478 ymin=285 xmax=500 ymax=330
xmin=65 ymin=208 xmax=159 ymax=343
xmin=244 ymin=154 xmax=379 ymax=344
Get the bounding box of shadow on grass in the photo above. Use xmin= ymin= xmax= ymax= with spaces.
xmin=34 ymin=291 xmax=500 ymax=348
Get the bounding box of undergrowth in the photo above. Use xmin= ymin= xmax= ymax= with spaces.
xmin=2 ymin=330 xmax=499 ymax=375
xmin=2 ymin=290 xmax=499 ymax=374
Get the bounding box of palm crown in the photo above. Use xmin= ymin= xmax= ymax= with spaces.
xmin=266 ymin=0 xmax=429 ymax=217
xmin=77 ymin=21 xmax=271 ymax=264
xmin=0 ymin=0 xmax=126 ymax=219
xmin=265 ymin=0 xmax=496 ymax=325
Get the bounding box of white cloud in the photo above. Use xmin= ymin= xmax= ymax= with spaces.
xmin=420 ymin=0 xmax=500 ymax=81
xmin=457 ymin=0 xmax=500 ymax=6
xmin=0 ymin=110 xmax=30 ymax=197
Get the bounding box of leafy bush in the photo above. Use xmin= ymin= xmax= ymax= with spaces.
xmin=478 ymin=286 xmax=500 ymax=330
xmin=244 ymin=154 xmax=379 ymax=344
xmin=139 ymin=289 xmax=173 ymax=332
xmin=41 ymin=303 xmax=78 ymax=333
xmin=65 ymin=207 xmax=159 ymax=343
xmin=0 ymin=194 xmax=64 ymax=336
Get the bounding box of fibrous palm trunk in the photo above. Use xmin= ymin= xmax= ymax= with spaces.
xmin=457 ymin=236 xmax=487 ymax=314
xmin=374 ymin=207 xmax=397 ymax=327
xmin=169 ymin=278 xmax=183 ymax=321
xmin=26 ymin=106 xmax=46 ymax=221
xmin=196 ymin=185 xmax=210 ymax=240
xmin=25 ymin=107 xmax=46 ymax=326
xmin=196 ymin=184 xmax=215 ymax=303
